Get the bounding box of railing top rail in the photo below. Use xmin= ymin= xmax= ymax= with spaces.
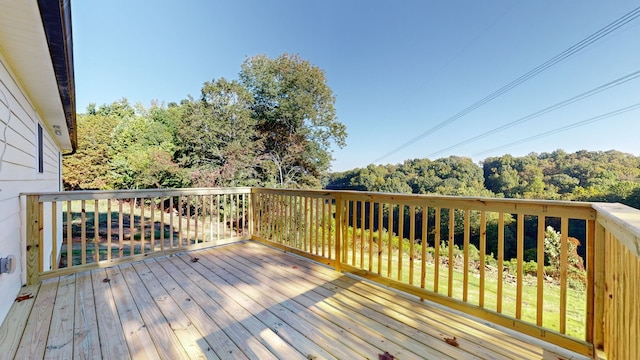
xmin=592 ymin=202 xmax=640 ymax=258
xmin=253 ymin=188 xmax=596 ymax=219
xmin=22 ymin=187 xmax=252 ymax=202
xmin=251 ymin=188 xmax=335 ymax=198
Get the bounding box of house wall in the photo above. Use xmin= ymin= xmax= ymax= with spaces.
xmin=0 ymin=50 xmax=62 ymax=324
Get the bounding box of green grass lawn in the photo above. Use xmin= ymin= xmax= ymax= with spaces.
xmin=340 ymin=240 xmax=587 ymax=340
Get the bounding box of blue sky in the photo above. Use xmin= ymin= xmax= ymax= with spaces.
xmin=72 ymin=1 xmax=640 ymax=172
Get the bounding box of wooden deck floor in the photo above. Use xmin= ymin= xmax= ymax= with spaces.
xmin=0 ymin=241 xmax=588 ymax=360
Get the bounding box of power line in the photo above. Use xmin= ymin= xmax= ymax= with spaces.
xmin=473 ymin=102 xmax=640 ymax=156
xmin=426 ymin=68 xmax=640 ymax=157
xmin=398 ymin=0 xmax=518 ymax=108
xmin=372 ymin=5 xmax=640 ymax=164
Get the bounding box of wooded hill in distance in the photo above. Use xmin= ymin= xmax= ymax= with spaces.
xmin=325 ymin=150 xmax=640 ymax=210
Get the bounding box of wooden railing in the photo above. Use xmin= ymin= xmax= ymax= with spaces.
xmin=251 ymin=188 xmax=607 ymax=357
xmin=592 ymin=203 xmax=640 ymax=359
xmin=23 ymin=187 xmax=251 ymax=284
xmin=22 ymin=187 xmax=640 ymax=359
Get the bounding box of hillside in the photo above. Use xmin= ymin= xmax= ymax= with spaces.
xmin=325 ymin=150 xmax=640 ymax=209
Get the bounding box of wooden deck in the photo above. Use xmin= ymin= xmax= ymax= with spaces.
xmin=0 ymin=241 xmax=588 ymax=360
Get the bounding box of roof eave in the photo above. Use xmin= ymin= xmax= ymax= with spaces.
xmin=37 ymin=0 xmax=77 ymax=153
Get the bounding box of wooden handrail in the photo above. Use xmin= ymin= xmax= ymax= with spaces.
xmin=251 ymin=188 xmax=598 ymax=356
xmin=591 ymin=202 xmax=640 ymax=359
xmin=23 ymin=188 xmax=252 ymax=282
xmin=22 ymin=187 xmax=640 ymax=359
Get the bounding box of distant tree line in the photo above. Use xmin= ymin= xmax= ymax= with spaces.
xmin=327 ymin=151 xmax=640 ymax=269
xmin=325 ymin=150 xmax=640 ymax=209
xmin=63 ymin=53 xmax=347 ymax=190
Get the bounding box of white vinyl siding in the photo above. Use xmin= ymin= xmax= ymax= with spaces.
xmin=0 ymin=50 xmax=62 ymax=324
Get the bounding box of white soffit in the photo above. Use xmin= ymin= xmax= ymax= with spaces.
xmin=0 ymin=1 xmax=72 ymax=151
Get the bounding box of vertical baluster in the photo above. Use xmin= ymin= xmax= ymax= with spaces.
xmin=160 ymin=197 xmax=165 ymax=251
xmin=130 ymin=198 xmax=135 ymax=255
xmin=497 ymin=212 xmax=505 ymax=313
xmin=409 ymin=205 xmax=415 ymax=285
xmin=140 ymin=198 xmax=145 ymax=255
xmin=66 ymin=201 xmax=72 ymax=269
xmin=377 ymin=203 xmax=383 ymax=275
xmin=516 ymin=213 xmax=524 ymax=318
xmin=387 ymin=204 xmax=394 ymax=278
xmin=169 ymin=196 xmax=174 ymax=249
xmin=94 ymin=199 xmax=100 ymax=261
xmin=81 ymin=200 xmax=86 ymax=265
xmin=352 ymin=200 xmax=357 ymax=265
xmin=107 ymin=199 xmax=112 ymax=261
xmin=398 ymin=204 xmax=404 ymax=281
xmin=150 ymin=197 xmax=155 ymax=251
xmin=463 ymin=209 xmax=470 ymax=302
xmin=119 ymin=200 xmax=124 ymax=258
xmin=194 ymin=195 xmax=199 ymax=243
xmin=479 ymin=211 xmax=487 ymax=307
xmin=360 ymin=200 xmax=365 ymax=268
xmin=448 ymin=208 xmax=454 ymax=298
xmin=434 ymin=208 xmax=441 ymax=293
xmin=421 ymin=206 xmax=428 ymax=290
xmin=368 ymin=201 xmax=374 ymax=272
xmin=560 ymin=217 xmax=569 ymax=334
xmin=322 ymin=197 xmax=327 ymax=258
xmin=51 ymin=202 xmax=58 ymax=270
xmin=536 ymin=215 xmax=546 ymax=326
xmin=186 ymin=195 xmax=191 ymax=245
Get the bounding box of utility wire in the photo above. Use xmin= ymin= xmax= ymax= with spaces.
xmin=473 ymin=102 xmax=640 ymax=156
xmin=426 ymin=68 xmax=640 ymax=157
xmin=372 ymin=5 xmax=640 ymax=164
xmin=398 ymin=0 xmax=518 ymax=108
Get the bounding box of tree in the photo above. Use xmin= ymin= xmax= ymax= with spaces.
xmin=175 ymin=78 xmax=262 ymax=187
xmin=240 ymin=53 xmax=347 ymax=187
xmin=109 ymin=113 xmax=181 ymax=189
xmin=63 ymin=113 xmax=120 ymax=190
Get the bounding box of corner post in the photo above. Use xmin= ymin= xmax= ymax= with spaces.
xmin=25 ymin=194 xmax=42 ymax=285
xmin=591 ymin=219 xmax=606 ymax=353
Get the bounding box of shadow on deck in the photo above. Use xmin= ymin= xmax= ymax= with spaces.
xmin=1 ymin=241 xmax=589 ymax=359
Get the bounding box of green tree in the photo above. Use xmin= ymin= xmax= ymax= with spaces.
xmin=63 ymin=113 xmax=120 ymax=190
xmin=176 ymin=78 xmax=262 ymax=187
xmin=109 ymin=107 xmax=184 ymax=189
xmin=240 ymin=53 xmax=347 ymax=187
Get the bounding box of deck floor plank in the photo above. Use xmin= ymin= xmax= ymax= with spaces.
xmin=73 ymin=271 xmax=100 ymax=360
xmin=119 ymin=264 xmax=192 ymax=359
xmin=214 ymin=244 xmax=469 ymax=359
xmin=0 ymin=284 xmax=39 ymax=360
xmin=44 ymin=274 xmax=76 ymax=359
xmin=163 ymin=255 xmax=312 ymax=359
xmin=2 ymin=241 xmax=591 ymax=360
xmin=90 ymin=268 xmax=131 ymax=359
xmin=183 ymin=250 xmax=385 ymax=360
xmin=237 ymin=242 xmax=506 ymax=358
xmin=205 ymin=246 xmax=454 ymax=359
xmin=150 ymin=257 xmax=283 ymax=359
xmin=239 ymin=241 xmax=586 ymax=360
xmin=14 ymin=278 xmax=58 ymax=360
xmin=141 ymin=259 xmax=248 ymax=359
xmin=131 ymin=261 xmax=219 ymax=360
xmin=105 ymin=266 xmax=161 ymax=359
xmin=170 ymin=254 xmax=343 ymax=360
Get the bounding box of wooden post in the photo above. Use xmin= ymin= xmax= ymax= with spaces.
xmin=25 ymin=195 xmax=42 ymax=285
xmin=249 ymin=189 xmax=256 ymax=238
xmin=334 ymin=194 xmax=342 ymax=271
xmin=592 ymin=220 xmax=606 ymax=351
